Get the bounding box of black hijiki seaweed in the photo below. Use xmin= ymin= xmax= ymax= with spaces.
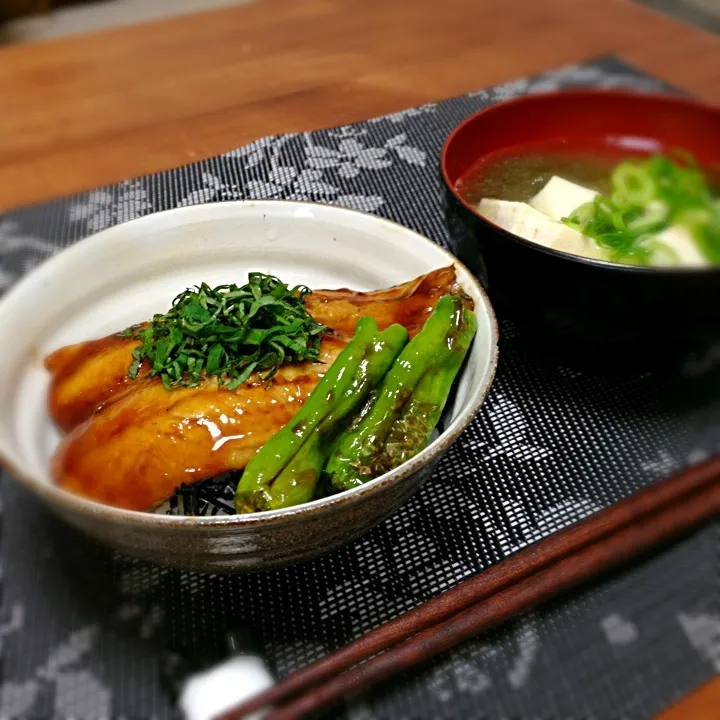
xmin=166 ymin=473 xmax=239 ymax=516
xmin=166 ymin=472 xmax=339 ymax=516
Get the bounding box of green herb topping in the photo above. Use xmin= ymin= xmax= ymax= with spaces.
xmin=122 ymin=273 xmax=328 ymax=390
xmin=562 ymin=152 xmax=720 ymax=265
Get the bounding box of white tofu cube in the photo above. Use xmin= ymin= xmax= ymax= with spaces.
xmin=650 ymin=226 xmax=709 ymax=267
xmin=477 ymin=198 xmax=607 ymax=261
xmin=529 ymin=176 xmax=598 ymax=223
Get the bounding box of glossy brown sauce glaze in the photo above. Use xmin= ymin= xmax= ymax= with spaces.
xmin=47 ymin=266 xmax=471 ymax=511
xmin=45 ymin=333 xmax=145 ymax=432
xmin=306 ymin=265 xmax=463 ymax=338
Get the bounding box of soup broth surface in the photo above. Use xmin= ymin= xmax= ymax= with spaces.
xmin=459 ymin=150 xmax=619 ymax=205
xmin=458 ymin=145 xmax=720 ymax=206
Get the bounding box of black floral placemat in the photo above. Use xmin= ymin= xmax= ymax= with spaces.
xmin=0 ymin=57 xmax=718 ymax=720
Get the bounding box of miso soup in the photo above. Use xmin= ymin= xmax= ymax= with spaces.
xmin=458 ymin=146 xmax=720 ymax=268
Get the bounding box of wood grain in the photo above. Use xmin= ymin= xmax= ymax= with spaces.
xmin=0 ymin=0 xmax=717 ymax=716
xmin=2 ymin=0 xmax=720 ymax=210
xmin=660 ymin=677 xmax=720 ymax=720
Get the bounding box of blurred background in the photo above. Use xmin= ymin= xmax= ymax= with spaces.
xmin=0 ymin=0 xmax=719 ymax=44
xmin=0 ymin=0 xmax=256 ymax=43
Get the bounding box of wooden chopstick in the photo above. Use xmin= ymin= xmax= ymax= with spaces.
xmin=219 ymin=457 xmax=720 ymax=720
xmin=269 ymin=483 xmax=719 ymax=720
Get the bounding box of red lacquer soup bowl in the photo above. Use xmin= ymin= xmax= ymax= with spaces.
xmin=441 ymin=90 xmax=720 ymax=365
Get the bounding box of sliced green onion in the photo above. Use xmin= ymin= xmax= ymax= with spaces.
xmin=693 ymin=224 xmax=720 ymax=264
xmin=612 ymin=162 xmax=656 ymax=205
xmin=675 ymin=207 xmax=713 ymax=230
xmin=640 ymin=238 xmax=681 ymax=267
xmin=562 ymin=201 xmax=595 ymax=230
xmin=610 ymin=191 xmax=628 ymax=208
xmin=561 ymin=151 xmax=719 ymax=266
xmin=611 ymin=209 xmax=630 ymax=231
xmin=627 ymin=200 xmax=669 ymax=233
xmin=595 ymin=197 xmax=614 ymax=217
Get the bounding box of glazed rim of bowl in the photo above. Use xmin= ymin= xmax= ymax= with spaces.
xmin=441 ymin=88 xmax=720 ymax=276
xmin=0 ymin=200 xmax=499 ymax=530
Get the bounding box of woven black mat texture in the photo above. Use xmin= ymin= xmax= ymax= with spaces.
xmin=0 ymin=56 xmax=718 ymax=719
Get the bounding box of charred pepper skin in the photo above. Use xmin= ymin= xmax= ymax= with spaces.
xmin=372 ymin=308 xmax=476 ymax=474
xmin=259 ymin=324 xmax=408 ymax=510
xmin=325 ymin=295 xmax=476 ymax=492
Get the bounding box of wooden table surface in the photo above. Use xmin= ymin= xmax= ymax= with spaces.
xmin=0 ymin=0 xmax=718 ymax=714
xmin=3 ymin=0 xmax=720 ymax=211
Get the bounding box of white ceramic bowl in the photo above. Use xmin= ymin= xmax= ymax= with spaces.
xmin=0 ymin=201 xmax=498 ymax=572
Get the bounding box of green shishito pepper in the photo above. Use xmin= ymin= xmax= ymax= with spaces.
xmin=325 ymin=295 xmax=476 ymax=492
xmin=259 ymin=323 xmax=409 ymax=510
xmin=234 ymin=318 xmax=408 ymax=512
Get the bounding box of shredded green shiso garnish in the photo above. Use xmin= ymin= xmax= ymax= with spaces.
xmin=562 ymin=152 xmax=720 ymax=265
xmin=121 ymin=273 xmax=328 ymax=390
